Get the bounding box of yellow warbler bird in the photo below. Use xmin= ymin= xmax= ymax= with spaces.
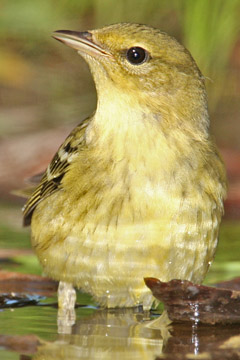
xmin=23 ymin=23 xmax=227 ymax=310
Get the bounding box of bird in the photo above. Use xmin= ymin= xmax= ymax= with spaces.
xmin=23 ymin=23 xmax=227 ymax=311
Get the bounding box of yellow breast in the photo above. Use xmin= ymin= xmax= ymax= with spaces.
xmin=31 ymin=109 xmax=226 ymax=308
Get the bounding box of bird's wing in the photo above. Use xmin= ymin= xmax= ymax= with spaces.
xmin=22 ymin=117 xmax=90 ymax=226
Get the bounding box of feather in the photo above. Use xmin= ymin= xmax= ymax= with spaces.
xmin=22 ymin=117 xmax=89 ymax=226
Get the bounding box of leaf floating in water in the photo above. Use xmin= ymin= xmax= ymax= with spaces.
xmin=157 ymin=322 xmax=240 ymax=360
xmin=0 ymin=293 xmax=42 ymax=309
xmin=144 ymin=277 xmax=240 ymax=325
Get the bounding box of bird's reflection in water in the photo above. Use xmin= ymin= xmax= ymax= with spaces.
xmin=33 ymin=307 xmax=169 ymax=360
xmin=30 ymin=307 xmax=240 ymax=359
xmin=27 ymin=306 xmax=240 ymax=360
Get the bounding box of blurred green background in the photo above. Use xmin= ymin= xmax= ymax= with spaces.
xmin=1 ymin=0 xmax=240 ymax=140
xmin=0 ymin=0 xmax=240 ymax=282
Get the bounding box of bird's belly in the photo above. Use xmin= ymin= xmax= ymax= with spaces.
xmin=31 ymin=199 xmax=218 ymax=308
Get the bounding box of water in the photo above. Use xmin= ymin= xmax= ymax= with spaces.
xmin=0 ymin=305 xmax=239 ymax=359
xmin=0 ymin=213 xmax=240 ymax=359
xmin=0 ymin=306 xmax=164 ymax=359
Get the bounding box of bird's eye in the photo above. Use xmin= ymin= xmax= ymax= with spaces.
xmin=126 ymin=47 xmax=148 ymax=65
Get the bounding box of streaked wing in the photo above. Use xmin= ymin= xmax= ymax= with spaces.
xmin=23 ymin=117 xmax=90 ymax=226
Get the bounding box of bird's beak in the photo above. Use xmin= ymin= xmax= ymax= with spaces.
xmin=52 ymin=30 xmax=111 ymax=58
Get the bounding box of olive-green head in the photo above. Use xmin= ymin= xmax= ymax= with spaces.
xmin=53 ymin=23 xmax=208 ymax=130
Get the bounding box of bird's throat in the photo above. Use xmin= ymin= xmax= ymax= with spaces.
xmin=87 ymin=100 xmax=163 ymax=163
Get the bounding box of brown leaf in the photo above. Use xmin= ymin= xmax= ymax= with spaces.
xmin=144 ymin=277 xmax=240 ymax=324
xmin=0 ymin=271 xmax=58 ymax=296
xmin=157 ymin=322 xmax=240 ymax=360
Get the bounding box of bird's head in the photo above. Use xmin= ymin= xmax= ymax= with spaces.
xmin=53 ymin=23 xmax=208 ymax=134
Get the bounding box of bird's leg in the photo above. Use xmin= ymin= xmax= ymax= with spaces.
xmin=58 ymin=281 xmax=76 ymax=310
xmin=57 ymin=281 xmax=76 ymax=334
